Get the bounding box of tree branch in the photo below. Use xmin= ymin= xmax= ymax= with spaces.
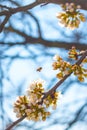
xmin=2 ymin=26 xmax=87 ymax=51
xmin=5 ymin=49 xmax=87 ymax=130
xmin=1 ymin=40 xmax=87 ymax=51
xmin=0 ymin=14 xmax=11 ymax=32
xmin=0 ymin=1 xmax=38 ymax=32
xmin=65 ymin=102 xmax=87 ymax=130
xmin=5 ymin=115 xmax=26 ymax=130
xmin=41 ymin=0 xmax=87 ymax=10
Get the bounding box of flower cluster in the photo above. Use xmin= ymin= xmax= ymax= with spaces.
xmin=68 ymin=46 xmax=80 ymax=60
xmin=72 ymin=64 xmax=87 ymax=82
xmin=52 ymin=47 xmax=87 ymax=82
xmin=56 ymin=3 xmax=86 ymax=29
xmin=13 ymin=96 xmax=29 ymax=118
xmin=26 ymin=79 xmax=45 ymax=104
xmin=13 ymin=79 xmax=61 ymax=121
xmin=68 ymin=46 xmax=87 ymax=62
xmin=52 ymin=55 xmax=72 ymax=79
xmin=44 ymin=91 xmax=61 ymax=110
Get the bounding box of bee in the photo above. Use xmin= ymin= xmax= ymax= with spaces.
xmin=36 ymin=67 xmax=42 ymax=72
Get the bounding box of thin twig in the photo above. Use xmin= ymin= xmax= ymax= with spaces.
xmin=0 ymin=5 xmax=12 ymax=10
xmin=0 ymin=14 xmax=11 ymax=33
xmin=0 ymin=1 xmax=39 ymax=16
xmin=5 ymin=115 xmax=26 ymax=130
xmin=40 ymin=3 xmax=49 ymax=7
xmin=5 ymin=50 xmax=87 ymax=130
xmin=0 ymin=1 xmax=38 ymax=32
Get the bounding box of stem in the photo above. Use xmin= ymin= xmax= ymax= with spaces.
xmin=45 ymin=73 xmax=71 ymax=96
xmin=5 ymin=50 xmax=87 ymax=130
xmin=5 ymin=115 xmax=26 ymax=130
xmin=76 ymin=50 xmax=87 ymax=65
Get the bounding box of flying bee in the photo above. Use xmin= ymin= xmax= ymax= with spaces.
xmin=36 ymin=67 xmax=42 ymax=72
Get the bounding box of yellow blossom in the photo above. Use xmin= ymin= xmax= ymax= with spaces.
xmin=56 ymin=3 xmax=86 ymax=29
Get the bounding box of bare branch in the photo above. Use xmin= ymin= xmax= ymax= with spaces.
xmin=0 ymin=14 xmax=11 ymax=32
xmin=38 ymin=0 xmax=87 ymax=10
xmin=0 ymin=5 xmax=12 ymax=10
xmin=0 ymin=1 xmax=38 ymax=32
xmin=1 ymin=40 xmax=87 ymax=51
